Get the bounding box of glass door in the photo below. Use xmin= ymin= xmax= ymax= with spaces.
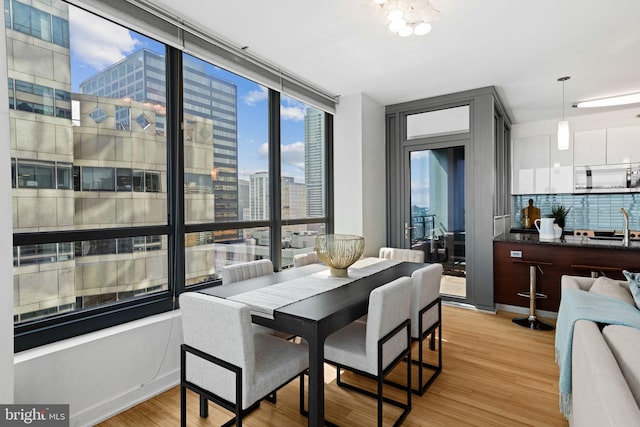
xmin=408 ymin=146 xmax=466 ymax=298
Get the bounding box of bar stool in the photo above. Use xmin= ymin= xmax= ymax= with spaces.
xmin=571 ymin=264 xmax=621 ymax=279
xmin=512 ymin=260 xmax=554 ymax=330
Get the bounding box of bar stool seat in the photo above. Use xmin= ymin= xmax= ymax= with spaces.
xmin=512 ymin=260 xmax=554 ymax=331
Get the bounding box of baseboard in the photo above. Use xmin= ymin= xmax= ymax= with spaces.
xmin=495 ymin=303 xmax=558 ymax=320
xmin=442 ymin=300 xmax=494 ymax=313
xmin=72 ymin=369 xmax=179 ymax=427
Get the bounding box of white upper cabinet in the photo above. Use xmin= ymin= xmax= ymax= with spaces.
xmin=549 ymin=133 xmax=574 ymax=193
xmin=512 ymin=135 xmax=550 ymax=194
xmin=512 ymin=124 xmax=639 ymax=194
xmin=607 ymin=125 xmax=640 ymax=164
xmin=573 ymin=129 xmax=607 ymax=166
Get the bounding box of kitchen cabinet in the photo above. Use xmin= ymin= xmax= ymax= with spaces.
xmin=574 ymin=129 xmax=606 ymax=166
xmin=607 ymin=125 xmax=640 ymax=164
xmin=494 ymin=238 xmax=640 ymax=312
xmin=549 ymin=133 xmax=574 ymax=193
xmin=512 ymin=135 xmax=549 ymax=194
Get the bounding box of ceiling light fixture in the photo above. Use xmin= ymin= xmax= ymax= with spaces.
xmin=557 ymin=76 xmax=571 ymax=151
xmin=574 ymin=92 xmax=640 ymax=108
xmin=372 ymin=0 xmax=440 ymax=37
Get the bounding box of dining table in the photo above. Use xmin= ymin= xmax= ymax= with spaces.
xmin=199 ymin=257 xmax=427 ymax=427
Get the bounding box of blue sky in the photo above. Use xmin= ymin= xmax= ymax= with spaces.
xmin=68 ymin=5 xmax=309 ymax=183
xmin=411 ymin=151 xmax=430 ymax=208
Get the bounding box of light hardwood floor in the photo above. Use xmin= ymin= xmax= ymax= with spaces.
xmin=97 ymin=306 xmax=567 ymax=426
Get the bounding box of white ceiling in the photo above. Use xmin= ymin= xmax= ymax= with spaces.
xmin=151 ymin=0 xmax=640 ymax=124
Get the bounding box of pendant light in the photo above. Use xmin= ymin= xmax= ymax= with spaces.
xmin=557 ymin=76 xmax=570 ymax=151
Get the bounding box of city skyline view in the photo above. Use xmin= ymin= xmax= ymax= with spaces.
xmin=68 ymin=5 xmax=312 ymax=184
xmin=7 ymin=0 xmax=328 ymax=328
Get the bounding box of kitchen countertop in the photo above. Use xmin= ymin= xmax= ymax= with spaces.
xmin=494 ymin=231 xmax=640 ymax=251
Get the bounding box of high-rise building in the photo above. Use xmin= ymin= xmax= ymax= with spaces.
xmin=249 ymin=172 xmax=269 ymax=220
xmin=249 ymin=173 xmax=307 ymax=221
xmin=304 ymin=107 xmax=325 ymax=217
xmin=281 ymin=176 xmax=307 ymax=220
xmin=238 ymin=179 xmax=250 ymax=220
xmin=79 ymin=49 xmax=239 ymax=227
xmin=6 ymin=0 xmax=215 ymax=320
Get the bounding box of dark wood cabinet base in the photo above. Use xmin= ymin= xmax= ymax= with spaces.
xmin=494 ymin=240 xmax=640 ymax=312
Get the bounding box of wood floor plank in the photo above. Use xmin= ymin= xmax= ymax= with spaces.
xmin=96 ymin=306 xmax=568 ymax=426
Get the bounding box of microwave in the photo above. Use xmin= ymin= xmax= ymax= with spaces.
xmin=574 ymin=164 xmax=640 ymax=193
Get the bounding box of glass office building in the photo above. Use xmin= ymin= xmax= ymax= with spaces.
xmin=79 ymin=49 xmax=239 ymax=225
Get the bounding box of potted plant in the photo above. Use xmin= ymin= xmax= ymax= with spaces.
xmin=550 ymin=205 xmax=571 ymax=228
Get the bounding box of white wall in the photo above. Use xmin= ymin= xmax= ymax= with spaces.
xmin=334 ymin=93 xmax=386 ymax=257
xmin=361 ymin=94 xmax=387 ymax=256
xmin=14 ymin=312 xmax=182 ymax=426
xmin=0 ymin=21 xmax=14 ymax=404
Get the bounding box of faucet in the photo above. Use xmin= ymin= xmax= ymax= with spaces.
xmin=621 ymin=208 xmax=630 ymax=247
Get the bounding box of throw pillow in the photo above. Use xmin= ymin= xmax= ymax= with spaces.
xmin=623 ymin=270 xmax=640 ymax=309
xmin=589 ymin=276 xmax=635 ymax=307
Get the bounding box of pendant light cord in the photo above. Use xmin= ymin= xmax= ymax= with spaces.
xmin=558 ymin=76 xmax=570 ymax=120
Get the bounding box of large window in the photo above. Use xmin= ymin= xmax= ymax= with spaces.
xmin=279 ymin=98 xmax=327 ymax=267
xmin=9 ymin=1 xmax=170 ymax=350
xmin=7 ymin=0 xmax=332 ymax=351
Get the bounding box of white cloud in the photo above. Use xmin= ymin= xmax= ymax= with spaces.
xmin=69 ymin=6 xmax=141 ymax=70
xmin=281 ymin=105 xmax=306 ymax=121
xmin=258 ymin=141 xmax=305 ymax=170
xmin=244 ymin=87 xmax=268 ymax=106
xmin=281 ymin=142 xmax=305 ymax=169
xmin=281 ymin=95 xmax=307 ymax=121
xmin=258 ymin=142 xmax=269 ymax=158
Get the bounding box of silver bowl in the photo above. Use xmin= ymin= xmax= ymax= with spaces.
xmin=315 ymin=234 xmax=365 ymax=277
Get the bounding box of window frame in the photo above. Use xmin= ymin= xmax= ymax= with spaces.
xmin=11 ymin=3 xmax=333 ymax=352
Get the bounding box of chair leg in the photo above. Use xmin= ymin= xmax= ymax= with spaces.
xmin=180 ymin=385 xmax=186 ymax=427
xmin=384 ymin=327 xmax=442 ymax=395
xmin=377 ymin=373 xmax=384 ymax=427
xmin=199 ymin=394 xmax=208 ymax=418
xmin=429 ymin=332 xmax=436 ymax=351
xmin=299 ymin=372 xmax=306 ymax=416
xmin=264 ymin=391 xmax=277 ymax=403
xmin=412 ymin=325 xmax=442 ymax=395
xmin=332 ymin=363 xmax=410 ymax=427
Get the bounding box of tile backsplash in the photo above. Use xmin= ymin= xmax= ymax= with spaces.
xmin=513 ymin=193 xmax=640 ymax=231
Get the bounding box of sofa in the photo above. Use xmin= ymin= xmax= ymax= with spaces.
xmin=559 ymin=275 xmax=640 ymax=426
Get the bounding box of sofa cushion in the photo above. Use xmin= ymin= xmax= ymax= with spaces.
xmin=571 ymin=320 xmax=640 ymax=426
xmin=589 ymin=276 xmax=635 ymax=307
xmin=603 ymin=325 xmax=640 ymax=408
xmin=623 ymin=270 xmax=640 ymax=309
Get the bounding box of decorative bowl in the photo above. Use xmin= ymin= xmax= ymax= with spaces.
xmin=315 ymin=234 xmax=365 ymax=277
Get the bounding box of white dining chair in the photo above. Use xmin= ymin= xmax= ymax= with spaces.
xmin=221 ymin=258 xmax=274 ymax=284
xmin=293 ymin=251 xmax=320 ymax=268
xmin=409 ymin=263 xmax=443 ymax=394
xmin=220 ymin=259 xmax=292 ymax=340
xmin=379 ymin=247 xmax=425 ymax=263
xmin=180 ymin=292 xmax=309 ymax=427
xmin=323 ymin=276 xmax=413 ymax=427
xmin=384 ymin=263 xmax=443 ymax=396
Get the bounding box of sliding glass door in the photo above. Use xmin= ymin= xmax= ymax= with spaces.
xmin=408 ymin=145 xmax=466 ymax=298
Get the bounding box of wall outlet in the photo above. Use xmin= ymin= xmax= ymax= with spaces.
xmin=510 ymin=250 xmax=522 ymax=258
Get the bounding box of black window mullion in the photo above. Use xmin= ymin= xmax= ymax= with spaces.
xmin=269 ymin=89 xmax=281 ymax=270
xmin=13 ymin=225 xmax=171 ymax=246
xmin=167 ymin=46 xmax=184 ymax=299
xmin=325 ymin=112 xmax=334 ymax=234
